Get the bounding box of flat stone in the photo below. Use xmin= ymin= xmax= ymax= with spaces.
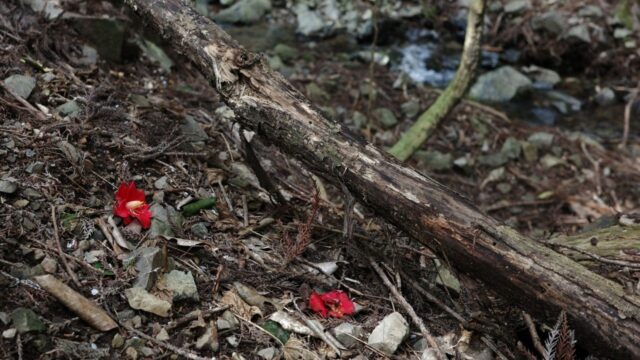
xmin=478 ymin=152 xmax=509 ymax=167
xmin=522 ymin=65 xmax=561 ymax=89
xmin=257 ymin=346 xmax=277 ymax=360
xmin=528 ymin=132 xmax=554 ymax=148
xmin=11 ymin=308 xmax=45 ymax=334
xmin=415 ymin=150 xmax=453 ymax=171
xmin=55 ymin=100 xmax=81 ymax=118
xmin=546 ymin=90 xmax=582 ymax=113
xmin=214 ymin=0 xmax=272 ymax=24
xmin=149 ymin=204 xmax=175 ymax=238
xmin=470 ymin=66 xmax=532 ymax=102
xmin=124 ymin=287 xmax=171 ymax=317
xmin=540 ymin=154 xmax=566 ymax=169
xmin=373 ymin=108 xmax=398 ymax=129
xmin=0 ymin=180 xmax=18 ymax=194
xmin=331 ymin=322 xmax=364 ymax=348
xmin=3 ymin=74 xmax=36 ymax=99
xmin=154 ymin=176 xmax=168 ymax=190
xmin=126 ymin=247 xmax=163 ymax=290
xmin=191 ymin=222 xmax=209 ymax=238
xmin=158 ymin=270 xmax=199 ymax=302
xmin=367 ymin=312 xmax=409 ymax=355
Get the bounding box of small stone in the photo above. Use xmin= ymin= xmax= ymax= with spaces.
xmin=578 ymin=5 xmax=603 ymax=18
xmin=521 ymin=141 xmax=538 ymax=162
xmin=149 ymin=204 xmax=175 ymax=238
xmin=367 ymin=312 xmax=409 ymax=355
xmin=496 ymin=182 xmax=513 ymax=194
xmin=0 ymin=180 xmax=18 ymax=194
xmin=0 ymin=312 xmax=9 ymax=325
xmin=217 ymin=310 xmax=240 ymax=330
xmin=350 ymin=111 xmax=367 ymax=129
xmin=373 ymin=108 xmax=398 ymax=129
xmin=125 ymin=346 xmax=138 ymax=360
xmin=226 ymin=335 xmax=240 ymax=347
xmin=158 ymin=270 xmax=199 ymax=302
xmin=41 ymin=256 xmax=57 ymax=273
xmin=55 ymin=100 xmax=81 ymax=118
xmin=268 ymin=55 xmax=284 ymax=70
xmin=154 ymin=176 xmax=168 ymax=190
xmin=478 ymin=152 xmax=509 ymax=167
xmin=528 ymin=132 xmax=554 ymax=148
xmin=501 ymin=137 xmax=521 ymax=159
xmin=331 ymin=322 xmax=364 ymax=348
xmin=540 ymin=154 xmax=565 ymax=169
xmin=191 ymin=222 xmax=209 ymax=238
xmin=2 ymin=328 xmax=17 ymax=339
xmin=273 ymin=44 xmax=298 ymax=63
xmin=306 ymin=82 xmax=329 ymax=102
xmin=3 ymin=74 xmax=36 ymax=99
xmin=531 ymin=11 xmax=567 ymax=35
xmin=565 ymin=24 xmax=591 ymax=43
xmin=11 ymin=308 xmax=45 ymax=334
xmin=257 ymin=347 xmax=277 ymax=360
xmin=156 ymin=328 xmax=170 ymax=341
xmin=126 ymin=247 xmax=163 ymax=290
xmin=504 ymin=0 xmax=530 ymax=14
xmin=614 ymin=28 xmax=632 ymax=39
xmin=522 ymin=65 xmax=561 ymax=89
xmin=470 ymin=66 xmax=532 ymax=102
xmin=124 ymin=287 xmax=171 ymax=317
xmin=400 ymin=99 xmax=421 ymax=118
xmin=112 ymin=333 xmax=125 ymax=348
xmin=595 ymin=87 xmax=616 ymax=106
xmin=415 ymin=150 xmax=453 ymax=171
xmin=13 ymin=199 xmax=29 ymax=208
xmin=214 ymin=0 xmax=272 ymax=24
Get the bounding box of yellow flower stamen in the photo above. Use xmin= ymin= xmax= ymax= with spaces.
xmin=125 ymin=200 xmax=145 ymax=215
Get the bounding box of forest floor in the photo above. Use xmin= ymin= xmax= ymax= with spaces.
xmin=1 ymin=1 xmax=639 ymax=359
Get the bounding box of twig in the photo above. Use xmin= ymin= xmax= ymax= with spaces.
xmin=581 ymin=141 xmax=602 ymax=195
xmin=549 ymin=243 xmax=640 ymax=269
xmin=620 ymin=81 xmax=639 ymax=148
xmin=217 ymin=179 xmax=234 ymax=213
xmin=400 ymin=271 xmax=467 ymax=324
xmin=369 ymin=258 xmax=446 ymax=360
xmin=123 ymin=324 xmax=212 ymax=360
xmin=481 ymin=336 xmax=510 ymax=360
xmin=166 ymin=305 xmax=229 ymax=331
xmin=523 ymin=312 xmax=545 ymax=357
xmin=0 ymin=82 xmax=48 ymax=121
xmin=51 ymin=205 xmax=82 ymax=288
xmin=16 ymin=334 xmax=22 ymax=360
xmin=242 ymin=195 xmax=249 ymax=227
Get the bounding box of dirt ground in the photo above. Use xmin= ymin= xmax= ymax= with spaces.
xmin=1 ymin=1 xmax=639 ymax=359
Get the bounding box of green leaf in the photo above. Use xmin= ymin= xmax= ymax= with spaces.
xmin=262 ymin=320 xmax=290 ymax=344
xmin=181 ymin=197 xmax=217 ymax=217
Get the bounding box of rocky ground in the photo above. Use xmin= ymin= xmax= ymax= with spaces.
xmin=1 ymin=0 xmax=639 ymax=359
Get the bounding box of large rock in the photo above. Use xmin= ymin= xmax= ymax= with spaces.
xmin=469 ymin=66 xmax=532 ymax=102
xmin=3 ymin=75 xmax=36 ymax=99
xmin=367 ymin=312 xmax=409 ymax=355
xmin=214 ymin=0 xmax=272 ymax=24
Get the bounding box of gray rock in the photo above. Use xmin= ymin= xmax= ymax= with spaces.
xmin=154 ymin=176 xmax=168 ymax=190
xmin=257 ymin=347 xmax=277 ymax=360
xmin=293 ymin=4 xmax=330 ymax=37
xmin=522 ymin=65 xmax=560 ymax=89
xmin=528 ymin=132 xmax=554 ymax=148
xmin=159 ymin=270 xmax=199 ymax=301
xmin=267 ymin=55 xmax=284 ymax=70
xmin=26 ymin=161 xmax=44 ymax=174
xmin=3 ymin=75 xmax=36 ymax=99
xmin=400 ymin=99 xmax=421 ymax=118
xmin=217 ymin=310 xmax=240 ymax=330
xmin=478 ymin=152 xmax=510 ymax=167
xmin=470 ymin=66 xmax=532 ymax=102
xmin=504 ymin=0 xmax=530 ymax=14
xmin=0 ymin=180 xmax=18 ymax=194
xmin=373 ymin=108 xmax=398 ymax=129
xmin=595 ymin=87 xmax=616 ymax=106
xmin=55 ymin=100 xmax=81 ymax=118
xmin=350 ymin=111 xmax=367 ymax=129
xmin=215 ymin=0 xmax=272 ymax=24
xmin=540 ymin=154 xmax=566 ymax=169
xmin=191 ymin=222 xmax=209 ymax=238
xmin=128 ymin=247 xmax=163 ymax=290
xmin=578 ymin=5 xmax=603 ymax=18
xmin=521 ymin=141 xmax=538 ymax=162
xmin=112 ymin=333 xmax=125 ymax=348
xmin=614 ymin=28 xmax=632 ymax=39
xmin=140 ymin=40 xmax=174 ymax=73
xmin=180 ymin=116 xmax=208 ymax=149
xmin=415 ymin=150 xmax=453 ymax=171
xmin=565 ymin=24 xmax=591 ymax=43
xmin=124 ymin=287 xmax=171 ymax=317
xmin=367 ymin=312 xmax=409 ymax=355
xmin=23 ymin=0 xmax=64 ymax=19
xmin=11 ymin=308 xmax=45 ymax=334
xmin=501 ymin=137 xmax=521 ymax=159
xmin=332 ymin=322 xmax=364 ymax=348
xmin=273 ymin=43 xmax=298 ymax=63
xmin=149 ymin=204 xmax=175 ymax=238
xmin=531 ymin=11 xmax=567 ymax=35
xmin=546 ymin=90 xmax=582 ymax=113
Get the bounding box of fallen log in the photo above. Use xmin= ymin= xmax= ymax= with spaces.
xmin=124 ymin=1 xmax=640 ymax=357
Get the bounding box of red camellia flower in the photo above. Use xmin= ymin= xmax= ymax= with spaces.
xmin=309 ymin=290 xmax=355 ymax=318
xmin=114 ymin=182 xmax=152 ymax=229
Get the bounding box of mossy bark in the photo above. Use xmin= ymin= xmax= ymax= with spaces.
xmin=124 ymin=1 xmax=640 ymax=357
xmin=389 ymin=0 xmax=485 ymax=162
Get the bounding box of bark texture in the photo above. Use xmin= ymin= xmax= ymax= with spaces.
xmin=125 ymin=1 xmax=640 ymax=357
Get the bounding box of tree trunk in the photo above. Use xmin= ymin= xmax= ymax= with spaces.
xmin=124 ymin=1 xmax=640 ymax=357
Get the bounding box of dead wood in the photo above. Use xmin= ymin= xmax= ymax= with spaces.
xmin=124 ymin=0 xmax=640 ymax=357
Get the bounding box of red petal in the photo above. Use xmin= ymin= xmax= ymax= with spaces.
xmin=134 ymin=204 xmax=152 ymax=229
xmin=115 ymin=182 xmax=145 ymax=203
xmin=113 ymin=201 xmax=130 ymax=219
xmin=309 ymin=292 xmax=328 ymax=317
xmin=337 ymin=292 xmax=355 ymax=315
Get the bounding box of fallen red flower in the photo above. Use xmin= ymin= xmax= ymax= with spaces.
xmin=309 ymin=290 xmax=355 ymax=318
xmin=114 ymin=182 xmax=152 ymax=229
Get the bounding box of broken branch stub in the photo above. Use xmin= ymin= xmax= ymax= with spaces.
xmin=124 ymin=0 xmax=640 ymax=357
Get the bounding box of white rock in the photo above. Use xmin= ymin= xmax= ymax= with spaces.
xmin=367 ymin=312 xmax=409 ymax=355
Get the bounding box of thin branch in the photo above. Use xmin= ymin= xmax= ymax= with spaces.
xmin=51 ymin=205 xmax=82 ymax=288
xmin=523 ymin=311 xmax=546 ymax=357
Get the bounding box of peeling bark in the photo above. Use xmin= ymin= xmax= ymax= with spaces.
xmin=125 ymin=1 xmax=640 ymax=357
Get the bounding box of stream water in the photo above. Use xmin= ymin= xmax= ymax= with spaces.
xmin=391 ymin=28 xmax=630 ymax=143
